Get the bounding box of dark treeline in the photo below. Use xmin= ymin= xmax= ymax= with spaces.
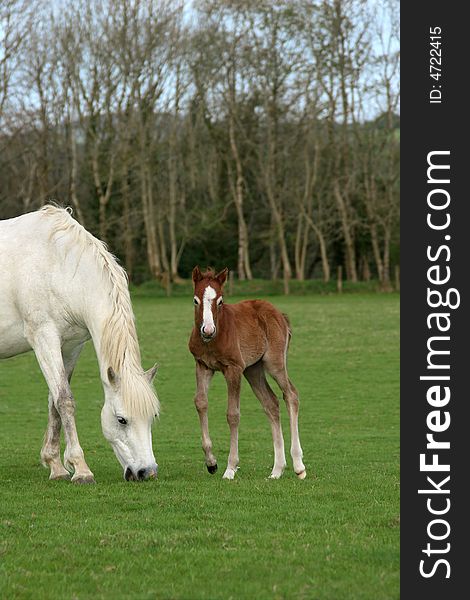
xmin=0 ymin=0 xmax=399 ymax=291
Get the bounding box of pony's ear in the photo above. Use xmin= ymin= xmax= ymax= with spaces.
xmin=107 ymin=366 xmax=120 ymax=387
xmin=144 ymin=363 xmax=158 ymax=384
xmin=192 ymin=265 xmax=203 ymax=285
xmin=216 ymin=267 xmax=228 ymax=286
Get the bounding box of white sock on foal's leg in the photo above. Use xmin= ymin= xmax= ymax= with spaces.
xmin=288 ymin=405 xmax=306 ymax=479
xmin=269 ymin=421 xmax=287 ymax=479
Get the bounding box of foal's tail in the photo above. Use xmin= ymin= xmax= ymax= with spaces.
xmin=282 ymin=313 xmax=292 ymax=347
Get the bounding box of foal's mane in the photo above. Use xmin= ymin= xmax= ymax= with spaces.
xmin=200 ymin=268 xmax=217 ymax=281
xmin=40 ymin=205 xmax=159 ymax=419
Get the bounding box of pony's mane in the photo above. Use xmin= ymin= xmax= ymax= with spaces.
xmin=40 ymin=205 xmax=159 ymax=419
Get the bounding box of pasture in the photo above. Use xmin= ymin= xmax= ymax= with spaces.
xmin=0 ymin=294 xmax=399 ymax=600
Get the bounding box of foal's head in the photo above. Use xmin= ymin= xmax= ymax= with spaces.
xmin=192 ymin=266 xmax=228 ymax=342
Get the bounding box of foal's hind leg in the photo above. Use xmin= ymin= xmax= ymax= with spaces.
xmin=263 ymin=355 xmax=306 ymax=479
xmin=40 ymin=344 xmax=84 ymax=481
xmin=244 ymin=362 xmax=286 ymax=479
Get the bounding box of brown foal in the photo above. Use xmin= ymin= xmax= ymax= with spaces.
xmin=188 ymin=266 xmax=306 ymax=480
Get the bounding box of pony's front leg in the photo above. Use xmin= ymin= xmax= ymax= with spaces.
xmin=194 ymin=362 xmax=217 ymax=473
xmin=58 ymin=387 xmax=95 ymax=484
xmin=223 ymin=367 xmax=242 ymax=480
xmin=40 ymin=344 xmax=84 ymax=481
xmin=40 ymin=393 xmax=70 ymax=480
xmin=29 ymin=326 xmax=95 ymax=484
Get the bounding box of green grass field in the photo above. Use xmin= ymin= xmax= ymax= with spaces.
xmin=0 ymin=294 xmax=399 ymax=600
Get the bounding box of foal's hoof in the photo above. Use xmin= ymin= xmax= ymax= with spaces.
xmin=269 ymin=463 xmax=287 ymax=479
xmin=207 ymin=464 xmax=218 ymax=474
xmin=72 ymin=475 xmax=96 ymax=485
xmin=222 ymin=468 xmax=237 ymax=480
xmin=296 ymin=470 xmax=307 ymax=480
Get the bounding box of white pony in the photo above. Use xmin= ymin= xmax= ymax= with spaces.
xmin=0 ymin=206 xmax=159 ymax=483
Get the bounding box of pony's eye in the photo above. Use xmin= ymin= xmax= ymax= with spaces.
xmin=117 ymin=416 xmax=127 ymax=425
xmin=193 ymin=297 xmax=200 ymax=306
xmin=217 ymin=296 xmax=223 ymax=305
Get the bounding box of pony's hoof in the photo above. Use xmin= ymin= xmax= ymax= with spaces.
xmin=50 ymin=473 xmax=71 ymax=481
xmin=297 ymin=470 xmax=307 ymax=480
xmin=207 ymin=464 xmax=218 ymax=474
xmin=72 ymin=475 xmax=96 ymax=485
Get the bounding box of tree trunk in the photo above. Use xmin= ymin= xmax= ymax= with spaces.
xmin=157 ymin=206 xmax=170 ymax=276
xmin=361 ymin=255 xmax=371 ymax=281
xmin=264 ymin=174 xmax=291 ymax=291
xmin=168 ymin=151 xmax=179 ymax=282
xmin=141 ymin=163 xmax=161 ymax=279
xmin=369 ymin=222 xmax=384 ymax=283
xmin=333 ymin=180 xmax=357 ymax=282
xmin=269 ymin=220 xmax=279 ymax=281
xmin=168 ymin=74 xmax=183 ymax=284
xmin=122 ymin=166 xmax=133 ymax=281
xmin=295 ymin=215 xmax=305 ymax=281
xmin=228 ymin=114 xmax=252 ymax=280
xmin=68 ymin=122 xmax=86 ymax=225
xmin=318 ymin=230 xmax=330 ymax=283
xmin=295 ymin=216 xmax=311 ymax=281
xmin=381 ymin=227 xmax=392 ymax=291
xmin=92 ymin=142 xmax=114 ymax=243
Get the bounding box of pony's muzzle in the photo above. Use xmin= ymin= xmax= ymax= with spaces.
xmin=124 ymin=465 xmax=158 ymax=481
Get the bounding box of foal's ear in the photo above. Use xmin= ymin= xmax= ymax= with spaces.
xmin=144 ymin=363 xmax=158 ymax=384
xmin=215 ymin=267 xmax=228 ymax=286
xmin=192 ymin=265 xmax=203 ymax=285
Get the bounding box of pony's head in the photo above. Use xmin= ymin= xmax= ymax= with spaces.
xmin=192 ymin=266 xmax=228 ymax=342
xmin=100 ymin=364 xmax=159 ymax=481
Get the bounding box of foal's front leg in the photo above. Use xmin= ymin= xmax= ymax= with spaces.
xmin=223 ymin=366 xmax=242 ymax=480
xmin=194 ymin=362 xmax=217 ymax=473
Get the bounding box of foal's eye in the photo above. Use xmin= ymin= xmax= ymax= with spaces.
xmin=217 ymin=296 xmax=223 ymax=306
xmin=117 ymin=416 xmax=127 ymax=425
xmin=193 ymin=297 xmax=200 ymax=306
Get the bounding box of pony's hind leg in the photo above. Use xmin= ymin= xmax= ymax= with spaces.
xmin=194 ymin=362 xmax=217 ymax=473
xmin=40 ymin=343 xmax=84 ymax=481
xmin=263 ymin=356 xmax=306 ymax=479
xmin=244 ymin=362 xmax=286 ymax=479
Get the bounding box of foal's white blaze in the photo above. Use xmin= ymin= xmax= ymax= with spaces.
xmin=202 ymin=285 xmax=217 ymax=336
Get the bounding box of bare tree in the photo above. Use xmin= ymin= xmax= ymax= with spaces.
xmin=0 ymin=0 xmax=399 ymax=289
xmin=0 ymin=0 xmax=33 ymax=120
xmin=192 ymin=2 xmax=254 ymax=280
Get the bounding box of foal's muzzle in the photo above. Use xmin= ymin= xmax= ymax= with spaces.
xmin=200 ymin=325 xmax=216 ymax=342
xmin=124 ymin=465 xmax=158 ymax=481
